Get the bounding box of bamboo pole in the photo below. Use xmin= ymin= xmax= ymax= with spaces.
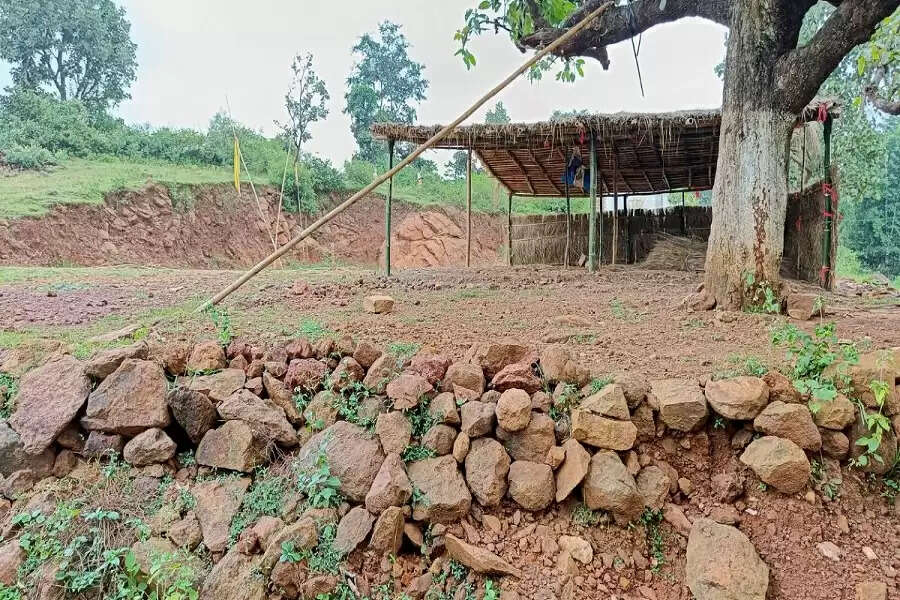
xmin=466 ymin=148 xmax=473 ymax=268
xmin=612 ymin=154 xmax=618 ymax=265
xmin=588 ymin=135 xmax=598 ymax=272
xmin=385 ymin=139 xmax=395 ymax=277
xmin=196 ymin=1 xmax=613 ymax=311
xmin=564 ymin=148 xmax=571 ymax=268
xmin=507 ymin=192 xmax=513 ymax=266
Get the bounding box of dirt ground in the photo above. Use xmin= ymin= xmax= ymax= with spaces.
xmin=1 ymin=263 xmax=899 ymax=599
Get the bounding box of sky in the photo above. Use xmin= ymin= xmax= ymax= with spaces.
xmin=0 ymin=1 xmax=728 ymax=166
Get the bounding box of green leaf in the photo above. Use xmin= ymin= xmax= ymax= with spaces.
xmin=479 ymin=0 xmax=491 ymax=8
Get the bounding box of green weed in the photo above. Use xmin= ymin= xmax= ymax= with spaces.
xmin=387 ymin=341 xmax=421 ymax=365
xmin=589 ymin=376 xmax=614 ymax=394
xmin=0 ymin=373 xmax=18 ymax=419
xmin=229 ymin=469 xmax=288 ymax=544
xmin=549 ymin=383 xmax=579 ymax=423
xmin=404 ymin=396 xmax=436 ymax=438
xmin=743 ymin=273 xmax=781 ymax=314
xmin=402 ymin=445 xmax=436 ymax=463
xmin=297 ymin=319 xmax=331 ymax=341
xmin=851 ymin=378 xmax=894 ymax=469
xmin=294 ymin=443 xmax=343 ymax=509
xmin=204 ymin=306 xmax=233 ymax=346
xmin=298 ymin=522 xmax=343 ymax=574
xmin=571 ymin=503 xmax=603 ymax=527
xmin=638 ymin=508 xmax=665 ymax=573
xmin=331 ymin=381 xmax=378 ymax=429
xmin=713 ymin=354 xmax=768 ymax=380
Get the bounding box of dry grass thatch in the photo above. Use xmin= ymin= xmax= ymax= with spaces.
xmin=639 ymin=233 xmax=708 ymax=272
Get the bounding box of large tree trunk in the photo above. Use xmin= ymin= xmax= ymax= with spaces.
xmin=703 ymin=2 xmax=798 ymax=310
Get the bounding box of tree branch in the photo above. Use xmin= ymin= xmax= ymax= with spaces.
xmin=518 ymin=0 xmax=731 ymax=68
xmin=775 ymin=0 xmax=900 ymax=113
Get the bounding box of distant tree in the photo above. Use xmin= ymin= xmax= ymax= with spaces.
xmin=277 ymin=53 xmax=329 ymax=159
xmin=344 ymin=21 xmax=428 ymax=162
xmin=485 ymin=101 xmax=511 ymax=124
xmin=0 ymin=0 xmax=137 ymax=109
xmin=550 ymin=109 xmax=590 ymax=121
xmin=444 ymin=151 xmax=468 ymax=180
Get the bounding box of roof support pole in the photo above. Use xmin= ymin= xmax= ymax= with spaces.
xmin=507 ymin=192 xmax=513 ymax=267
xmin=623 ymin=195 xmax=630 ymax=264
xmin=564 ymin=148 xmax=571 ymax=268
xmin=385 ymin=139 xmax=395 ymax=277
xmin=466 ymin=148 xmax=473 ymax=268
xmin=612 ymin=162 xmax=618 ymax=266
xmin=588 ymin=135 xmax=598 ymax=272
xmin=681 ymin=190 xmax=686 ymax=235
xmin=821 ymin=115 xmax=834 ymax=290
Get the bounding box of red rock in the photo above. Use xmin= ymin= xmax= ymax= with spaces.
xmin=491 ymin=362 xmax=542 ymax=394
xmin=217 ymin=389 xmax=297 ymax=446
xmin=85 ymin=341 xmax=149 ymax=379
xmin=407 ymin=353 xmax=452 ymax=385
xmin=187 ymin=341 xmax=226 ymax=373
xmin=167 ymin=386 xmax=217 ymax=444
xmin=386 ymin=373 xmax=433 ymax=410
xmin=464 ymin=438 xmax=510 ymax=507
xmin=194 ymin=477 xmax=251 ymax=553
xmin=507 ymin=461 xmax=554 ymax=510
xmin=285 ymin=358 xmax=328 ymax=392
xmin=196 ymin=421 xmax=267 ymax=472
xmin=443 ymin=362 xmax=486 ymax=394
xmin=81 ymin=359 xmax=171 ymax=436
xmin=123 ymin=428 xmax=176 ymax=466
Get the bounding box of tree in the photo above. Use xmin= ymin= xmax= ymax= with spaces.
xmin=456 ymin=0 xmax=899 ymax=309
xmin=445 ymin=151 xmax=469 ymax=180
xmin=0 ymin=0 xmax=137 ymax=109
xmin=277 ymin=53 xmax=329 ymax=159
xmin=344 ymin=21 xmax=428 ymax=162
xmin=485 ymin=101 xmax=511 ymax=124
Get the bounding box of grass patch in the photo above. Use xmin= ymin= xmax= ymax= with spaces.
xmin=296 ymin=319 xmax=332 ymax=342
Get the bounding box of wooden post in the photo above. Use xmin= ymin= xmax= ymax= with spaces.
xmin=385 ymin=140 xmax=395 ymax=277
xmin=623 ymin=195 xmax=630 ymax=264
xmin=612 ymin=186 xmax=618 ymax=265
xmin=681 ymin=190 xmax=686 ymax=235
xmin=564 ymin=149 xmax=571 ymax=267
xmin=822 ymin=116 xmax=833 ymax=289
xmin=611 ymin=153 xmax=618 ymax=267
xmin=588 ymin=135 xmax=598 ymax=272
xmin=507 ymin=192 xmax=513 ymax=266
xmin=466 ymin=148 xmax=473 ymax=268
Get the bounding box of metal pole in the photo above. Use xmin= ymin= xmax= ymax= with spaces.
xmin=385 ymin=139 xmax=395 ymax=277
xmin=466 ymin=148 xmax=472 ymax=268
xmin=507 ymin=192 xmax=513 ymax=266
xmin=822 ymin=116 xmax=833 ymax=289
xmin=588 ymin=135 xmax=598 ymax=272
xmin=564 ymin=149 xmax=571 ymax=267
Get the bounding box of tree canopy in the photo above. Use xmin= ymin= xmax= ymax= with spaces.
xmin=0 ymin=0 xmax=137 ymax=109
xmin=277 ymin=53 xmax=329 ymax=156
xmin=485 ymin=101 xmax=511 ymax=124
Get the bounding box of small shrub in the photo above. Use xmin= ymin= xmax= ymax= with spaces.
xmin=331 ymin=381 xmax=377 ymax=429
xmin=229 ymin=469 xmax=288 ymax=544
xmin=549 ymin=384 xmax=579 ymax=423
xmin=402 ymin=444 xmax=436 ymax=463
xmin=405 ymin=396 xmax=436 ymax=438
xmin=294 ymin=443 xmax=343 ymax=508
xmin=571 ymin=503 xmax=602 ymax=527
xmin=589 ymin=376 xmax=613 ymax=394
xmin=2 ymin=144 xmax=55 ymax=169
xmin=638 ymin=508 xmax=665 ymax=573
xmin=204 ymin=306 xmax=233 ymax=345
xmin=0 ymin=373 xmax=18 ymax=420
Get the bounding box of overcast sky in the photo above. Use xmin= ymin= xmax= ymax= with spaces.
xmin=0 ymin=1 xmax=728 ymax=166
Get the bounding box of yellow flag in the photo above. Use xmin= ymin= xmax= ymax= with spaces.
xmin=233 ymin=136 xmax=240 ymax=192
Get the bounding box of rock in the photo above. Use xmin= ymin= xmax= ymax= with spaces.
xmin=260 ymin=517 xmax=318 ymax=571
xmin=443 ymin=362 xmax=486 ymax=394
xmin=452 ymin=432 xmax=470 ymax=463
xmin=82 ymin=430 xmax=124 ymax=459
xmin=284 ymin=359 xmax=328 ymax=393
xmin=10 ymin=355 xmax=91 ymax=453
xmin=365 ymin=453 xmax=412 ymax=514
xmin=636 ymin=465 xmax=670 ymax=510
xmin=555 ymin=439 xmax=590 ymax=502
xmin=821 ymin=430 xmax=849 ymax=459
xmin=705 ymin=377 xmax=770 ymax=420
xmin=558 ymin=535 xmax=592 ymax=564
xmin=848 ymin=411 xmax=898 ymax=475
xmin=0 ymin=421 xmax=54 ymax=478
xmin=422 ymin=424 xmax=456 ymax=456
xmin=187 ymin=341 xmax=226 ymax=373
xmin=686 ymin=519 xmax=769 ymax=600
xmin=350 ymin=341 xmax=381 ymax=371
xmin=652 ymin=379 xmax=708 ymax=432
xmin=531 ymin=391 xmax=552 ymax=413
xmin=507 ymin=461 xmax=554 ymax=510
xmin=632 ymin=402 xmax=656 ymax=441
xmin=295 ymin=422 xmax=385 ymax=503
xmin=711 ymin=465 xmax=746 ymax=503
xmin=169 ymin=512 xmax=203 ymax=549
xmin=579 ymin=386 xmax=628 ymax=420
xmin=196 ymin=421 xmax=267 ymax=472
xmin=445 ymin=534 xmax=522 ymax=577
xmin=364 ymin=295 xmax=395 ymax=314
xmin=613 ymin=374 xmax=651 ymax=409
xmin=386 ymin=374 xmax=433 ymax=411
xmin=570 ymin=410 xmax=636 ymax=451
xmin=786 ymin=293 xmax=823 ymax=320
xmin=0 ymin=539 xmax=24 ymax=586
xmin=284 ymin=338 xmax=313 ymax=361
xmin=663 ymin=502 xmax=693 ymax=536
xmin=167 ymin=386 xmax=217 ymax=444
xmin=540 ymin=347 xmax=590 ymax=387
xmin=753 ymin=401 xmax=821 ymax=451
xmin=302 ymin=391 xmax=339 ymax=431
xmin=855 ymin=581 xmax=887 ymax=600
xmin=496 ymin=389 xmax=532 ymax=432
xmin=740 ymin=436 xmax=810 ymax=493
xmin=194 ymin=477 xmax=251 ymax=553
xmin=199 ymin=546 xmax=266 ymax=600
xmin=830 ymin=349 xmax=900 ymax=408
xmin=81 ymin=359 xmax=170 ymax=436
xmin=496 ymin=412 xmax=556 ymax=462
xmin=375 ymin=411 xmax=412 ymax=456
xmin=331 ymin=357 xmax=365 ymax=389
xmin=179 ymin=369 xmax=245 ymax=403
xmin=52 ymin=449 xmax=78 ymax=478
xmin=813 ymin=395 xmax=856 ymax=430
xmin=816 ymin=541 xmax=841 ymax=562
xmin=159 ymin=340 xmax=190 ymax=376
xmin=369 ymin=506 xmax=404 ymax=555
xmin=363 ymin=354 xmax=401 ymax=394
xmin=85 ymin=341 xmax=149 ymax=379
xmin=428 ymin=392 xmax=460 ymax=425
xmin=464 ymin=438 xmax=510 ymax=507
xmin=55 ymin=424 xmax=85 ymax=452
xmin=123 ymin=428 xmax=176 ymax=466
xmin=334 ymin=506 xmax=375 ymax=554
xmin=461 ymin=401 xmax=496 ymax=438
xmin=762 ymin=371 xmax=800 ymax=404
xmin=491 ymin=362 xmax=541 ymax=394
xmin=1 ymin=469 xmax=36 ymax=498
xmin=261 ymin=372 xmax=300 ymax=424
xmin=218 ymin=389 xmax=296 ymax=446
xmin=407 ymin=455 xmax=471 ymax=523
xmin=582 ymin=451 xmax=643 ymax=522
xmin=465 ymin=343 xmax=533 ymax=379
xmin=407 ymin=353 xmax=451 ymax=386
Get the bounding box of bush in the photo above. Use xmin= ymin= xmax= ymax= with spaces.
xmin=2 ymin=144 xmax=55 ymax=169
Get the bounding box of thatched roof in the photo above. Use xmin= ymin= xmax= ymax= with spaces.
xmin=372 ymin=102 xmax=838 ymax=198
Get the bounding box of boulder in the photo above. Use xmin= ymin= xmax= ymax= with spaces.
xmin=465 ymin=342 xmax=533 ymax=379
xmin=52 ymin=449 xmax=78 ymax=478
xmin=369 ymin=506 xmax=404 ymax=555
xmin=159 ymin=340 xmax=190 ymax=376
xmin=705 ymin=377 xmax=770 ymax=420
xmin=364 ymin=295 xmax=395 ymax=314
xmin=612 ymin=374 xmax=651 ymax=409
xmin=295 ymin=421 xmax=385 ymax=503
xmin=582 ymin=451 xmax=643 ymax=522
xmin=0 ymin=539 xmax=24 ymax=586
xmin=753 ymin=401 xmax=821 ymax=451
xmin=491 ymin=362 xmax=542 ymax=394
xmin=406 ymin=455 xmax=471 ymax=523
xmin=786 ymin=293 xmax=823 ymax=320
xmin=507 ymin=461 xmax=554 ymax=510
xmin=739 ymin=436 xmax=810 ymax=493
xmin=848 ymin=411 xmax=898 ymax=475
xmin=821 ymin=430 xmax=849 ymax=459
xmin=0 ymin=421 xmax=54 ymax=478
xmin=334 ymin=506 xmax=375 ymax=554
xmin=386 ymin=373 xmax=433 ymax=410
xmin=407 ymin=353 xmax=451 ymax=386
xmin=10 ymin=354 xmax=91 ymax=453
xmin=284 ymin=359 xmax=328 ymax=393
xmin=580 ymin=384 xmax=630 ymax=419
xmin=652 ymin=379 xmax=708 ymax=432
xmin=540 ymin=347 xmax=590 ymax=387
xmin=375 ymin=411 xmax=412 ymax=456
xmin=422 ymin=424 xmax=456 ymax=456
xmin=464 ymin=438 xmax=510 ymax=507
xmin=85 ymin=341 xmax=149 ymax=379
xmin=632 ymin=402 xmax=656 ymax=441
xmin=187 ymin=341 xmax=227 ymax=373
xmin=284 ymin=338 xmax=313 ymax=361
xmin=167 ymin=386 xmax=217 ymax=444
xmin=365 ymin=453 xmax=412 ymax=514
xmin=686 ymin=519 xmax=769 ymax=600
xmin=352 ymin=341 xmax=382 ymax=370
xmin=123 ymin=428 xmax=176 ymax=466
xmin=762 ymin=371 xmax=801 ymax=404
xmin=330 ymin=357 xmax=365 ymax=389
xmin=262 ymin=372 xmax=301 ymax=424
xmin=570 ymin=410 xmax=637 ymax=451
xmin=168 ymin=512 xmax=203 ymax=549
xmin=303 ymin=390 xmax=339 ymax=431
xmin=636 ymin=465 xmax=670 ymax=510
xmin=428 ymin=392 xmax=460 ymax=425
xmin=81 ymin=359 xmax=170 ymax=436
xmin=199 ymin=546 xmax=265 ymax=600
xmin=217 ymin=389 xmax=297 ymax=446
xmin=460 ymin=401 xmax=496 ymax=438
xmin=196 ymin=421 xmax=267 ymax=472
xmin=813 ymin=394 xmax=856 ymax=430
xmin=82 ymin=430 xmax=124 ymax=459
xmin=558 ymin=535 xmax=593 ymax=565
xmin=178 ymin=369 xmax=245 ymax=402
xmin=362 ymin=354 xmax=400 ymax=394
xmin=495 ymin=389 xmax=532 ymax=432
xmin=496 ymin=412 xmax=556 ymax=462
xmin=452 ymin=432 xmax=470 ymax=463
xmin=194 ymin=477 xmax=251 ymax=553
xmin=444 ymin=534 xmax=522 ymax=577
xmin=443 ymin=362 xmax=486 ymax=394
xmin=555 ymin=439 xmax=590 ymax=502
